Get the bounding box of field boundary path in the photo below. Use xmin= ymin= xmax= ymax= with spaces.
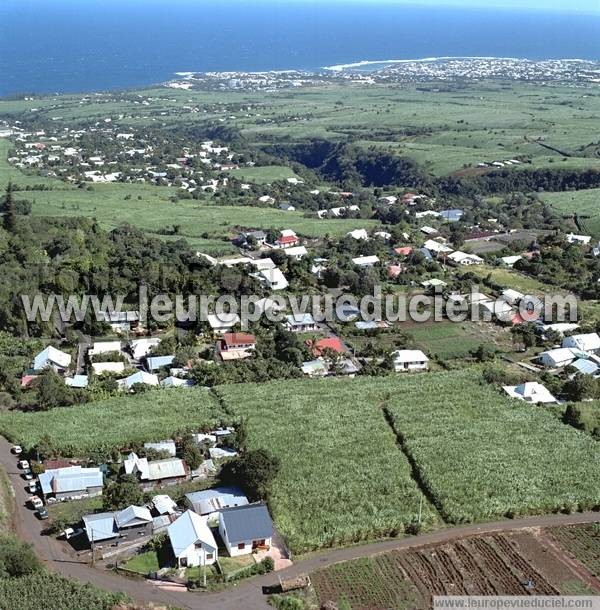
xmin=1 ymin=434 xmax=599 ymax=610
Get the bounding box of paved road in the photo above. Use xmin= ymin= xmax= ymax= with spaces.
xmin=1 ymin=435 xmax=599 ymax=610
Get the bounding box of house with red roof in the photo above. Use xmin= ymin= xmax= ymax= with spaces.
xmin=394 ymin=246 xmax=413 ymax=257
xmin=307 ymin=337 xmax=347 ymax=358
xmin=217 ymin=333 xmax=256 ymax=361
xmin=275 ymin=230 xmax=300 ymax=249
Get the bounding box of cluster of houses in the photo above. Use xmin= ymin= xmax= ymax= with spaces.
xmin=24 ymin=336 xmax=195 ymax=391
xmin=3 ymin=120 xmax=247 ymax=194
xmin=81 ymin=485 xmax=274 ymax=568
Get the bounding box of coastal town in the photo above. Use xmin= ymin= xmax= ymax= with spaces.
xmin=1 ymin=43 xmax=600 ymax=610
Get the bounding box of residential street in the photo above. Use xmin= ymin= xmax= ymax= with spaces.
xmin=1 ymin=434 xmax=599 ymax=610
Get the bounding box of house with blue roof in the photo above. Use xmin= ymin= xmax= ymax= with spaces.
xmin=146 ymin=355 xmax=175 ymax=373
xmin=167 ymin=510 xmax=217 ymax=568
xmin=185 ymin=486 xmax=248 ymax=517
xmin=39 ymin=465 xmax=103 ymax=501
xmin=218 ymin=503 xmax=274 ymax=557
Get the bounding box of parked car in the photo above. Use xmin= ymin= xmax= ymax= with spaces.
xmin=18 ymin=460 xmax=29 ymax=470
xmin=11 ymin=445 xmax=22 ymax=455
xmin=22 ymin=471 xmax=34 ymax=480
xmin=26 ymin=482 xmax=37 ymax=494
xmin=28 ymin=495 xmax=43 ymax=509
xmin=61 ymin=527 xmax=84 ymax=540
xmin=36 ymin=508 xmax=49 ymax=520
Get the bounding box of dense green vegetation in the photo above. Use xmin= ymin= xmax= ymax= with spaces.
xmin=0 ymin=535 xmax=126 ymax=610
xmin=216 ymin=378 xmax=437 ymax=554
xmin=384 ymin=369 xmax=600 ymax=523
xmin=0 ymin=388 xmax=226 ymax=456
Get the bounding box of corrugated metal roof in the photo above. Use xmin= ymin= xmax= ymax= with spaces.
xmin=147 ymin=458 xmax=186 ymax=481
xmin=168 ymin=510 xmax=216 ymax=557
xmin=571 ymin=358 xmax=599 ymax=375
xmin=39 ymin=466 xmax=103 ymax=496
xmin=219 ymin=503 xmax=273 ymax=544
xmin=186 ymin=487 xmax=248 ymax=515
xmin=115 ymin=505 xmax=152 ymax=528
xmin=152 ymin=494 xmax=178 ymax=515
xmin=147 ymin=355 xmax=175 ymax=372
xmin=83 ymin=512 xmax=118 ymax=542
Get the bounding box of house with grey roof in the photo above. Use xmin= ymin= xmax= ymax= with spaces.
xmin=167 ymin=510 xmax=218 ymax=568
xmin=38 ymin=465 xmax=103 ymax=502
xmin=218 ymin=503 xmax=274 ymax=557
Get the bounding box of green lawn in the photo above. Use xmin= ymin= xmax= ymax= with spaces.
xmin=122 ymin=551 xmax=160 ymax=575
xmin=48 ymin=496 xmax=103 ymax=527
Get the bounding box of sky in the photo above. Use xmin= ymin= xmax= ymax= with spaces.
xmin=267 ymin=0 xmax=600 ymax=12
xmin=6 ymin=0 xmax=599 ymax=10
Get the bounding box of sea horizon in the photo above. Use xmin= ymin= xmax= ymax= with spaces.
xmin=1 ymin=1 xmax=599 ymax=96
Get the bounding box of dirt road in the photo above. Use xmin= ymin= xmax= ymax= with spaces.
xmin=1 ymin=435 xmax=598 ymax=610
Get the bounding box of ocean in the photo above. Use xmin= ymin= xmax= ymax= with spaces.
xmin=1 ymin=0 xmax=599 ymax=96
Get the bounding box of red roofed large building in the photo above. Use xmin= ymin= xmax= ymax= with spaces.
xmin=307 ymin=337 xmax=347 ymax=358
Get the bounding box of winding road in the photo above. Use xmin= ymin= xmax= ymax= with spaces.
xmin=1 ymin=435 xmax=598 ymax=610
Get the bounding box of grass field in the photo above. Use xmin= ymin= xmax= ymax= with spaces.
xmin=467 ymin=265 xmax=551 ymax=295
xmin=0 ymin=388 xmax=226 ymax=455
xmin=541 ymin=189 xmax=600 ymax=238
xmin=224 ymin=165 xmax=300 ymax=184
xmin=216 ymin=378 xmax=437 ymax=554
xmin=408 ymin=320 xmax=512 ymax=359
xmin=384 ymin=369 xmax=600 ymax=523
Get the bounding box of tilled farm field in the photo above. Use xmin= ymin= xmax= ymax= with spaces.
xmin=312 ymin=530 xmax=599 ymax=610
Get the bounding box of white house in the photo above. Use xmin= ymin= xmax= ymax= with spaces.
xmin=33 ymin=346 xmax=71 ymax=373
xmin=538 ymin=348 xmax=580 ymax=368
xmin=218 ymin=503 xmax=274 ymax=557
xmin=392 ymin=350 xmax=429 ymax=372
xmin=130 ymin=338 xmax=161 ymax=361
xmin=88 ymin=341 xmax=122 ymax=358
xmin=258 ymin=268 xmax=289 ymax=291
xmin=501 ymin=255 xmax=522 ymax=267
xmin=566 ymin=233 xmax=592 ymax=246
xmin=352 ymin=255 xmax=380 ymax=268
xmin=346 ymin=229 xmax=369 ymax=240
xmin=502 ymin=382 xmax=557 ymax=404
xmin=448 ymin=251 xmax=483 ymax=266
xmin=283 ymin=246 xmax=308 ymax=260
xmin=92 ymin=361 xmax=125 ymax=375
xmin=119 ymin=371 xmax=159 ymax=390
xmin=562 ymin=333 xmax=600 ymax=354
xmin=423 ymin=239 xmax=453 ymax=255
xmin=501 ymin=289 xmax=524 ymax=306
xmin=168 ymin=510 xmax=218 ymax=568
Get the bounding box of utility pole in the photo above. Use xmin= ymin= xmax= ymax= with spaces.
xmin=202 ymin=547 xmax=206 ymax=588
